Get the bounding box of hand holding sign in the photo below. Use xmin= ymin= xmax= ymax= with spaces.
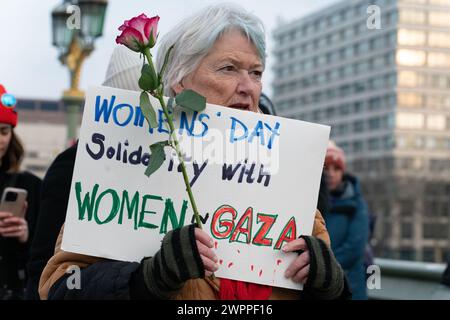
xmin=195 ymin=227 xmax=219 ymax=275
xmin=282 ymin=238 xmax=310 ymax=284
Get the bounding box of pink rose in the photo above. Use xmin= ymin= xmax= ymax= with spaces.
xmin=116 ymin=14 xmax=159 ymax=52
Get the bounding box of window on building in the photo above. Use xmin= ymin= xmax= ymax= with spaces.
xmin=353 ymin=121 xmax=365 ymax=133
xmin=423 ymin=223 xmax=449 ymax=240
xmin=398 ymin=92 xmax=423 ymax=108
xmin=340 ymin=104 xmax=351 ymax=115
xmin=400 ymin=248 xmax=416 ymax=260
xmin=427 ymin=115 xmax=446 ymax=130
xmin=422 ymin=247 xmax=436 ymax=262
xmin=340 ymin=123 xmax=349 ymax=135
xmin=415 ymin=136 xmax=425 ymax=148
xmin=399 ymin=9 xmax=426 ymax=24
xmin=428 ymin=52 xmax=450 ymax=68
xmin=369 ymin=117 xmax=381 ymax=130
xmin=397 ymin=49 xmax=426 ymax=66
xmin=427 ymin=94 xmax=450 ymax=109
xmin=430 ymin=159 xmax=450 ymax=172
xmin=369 ymin=138 xmax=381 ymax=151
xmin=353 ymin=102 xmax=364 ymax=113
xmin=325 ymin=107 xmax=335 ymax=118
xmin=369 ymin=97 xmax=382 ymax=110
xmin=397 ymin=112 xmax=425 ymax=129
xmin=430 ymin=74 xmax=450 ymax=89
xmin=429 ymin=11 xmax=450 ymax=28
xmin=357 ymin=61 xmax=369 ymax=73
xmin=428 ymin=31 xmax=450 ymax=49
xmin=401 ymin=223 xmax=413 ymax=239
xmin=353 ymin=140 xmax=364 ymax=152
xmin=16 ymin=100 xmax=36 ymax=110
xmin=387 ymin=32 xmax=397 ymax=46
xmin=398 ymin=29 xmax=426 ymax=46
xmin=398 ymin=70 xmax=422 ymax=87
xmin=383 ymin=135 xmax=395 ymax=149
xmin=360 ymin=41 xmax=370 ymax=54
xmin=41 ymin=101 xmax=59 ymax=111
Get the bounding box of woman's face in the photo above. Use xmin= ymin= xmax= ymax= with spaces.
xmin=0 ymin=124 xmax=12 ymax=160
xmin=325 ymin=164 xmax=344 ymax=191
xmin=173 ymin=29 xmax=263 ymax=113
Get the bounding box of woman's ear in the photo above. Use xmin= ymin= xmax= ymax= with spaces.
xmin=172 ymin=81 xmax=184 ymax=95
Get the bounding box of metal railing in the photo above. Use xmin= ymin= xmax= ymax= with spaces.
xmin=368 ymin=258 xmax=450 ymax=300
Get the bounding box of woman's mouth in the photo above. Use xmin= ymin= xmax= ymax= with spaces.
xmin=228 ymin=103 xmax=250 ymax=111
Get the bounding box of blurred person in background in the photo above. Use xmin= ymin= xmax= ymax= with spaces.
xmin=323 ymin=140 xmax=369 ymax=300
xmin=0 ymin=84 xmax=42 ymax=299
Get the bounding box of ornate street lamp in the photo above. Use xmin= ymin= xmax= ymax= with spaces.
xmin=51 ymin=0 xmax=108 ymax=144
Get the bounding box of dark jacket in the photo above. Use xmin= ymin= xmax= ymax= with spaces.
xmin=325 ymin=173 xmax=369 ymax=300
xmin=0 ymin=168 xmax=42 ymax=299
xmin=25 ymin=145 xmax=77 ymax=300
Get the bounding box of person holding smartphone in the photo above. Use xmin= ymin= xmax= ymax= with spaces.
xmin=0 ymin=84 xmax=42 ymax=300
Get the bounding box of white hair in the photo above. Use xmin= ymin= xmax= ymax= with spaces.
xmin=156 ymin=3 xmax=266 ymax=97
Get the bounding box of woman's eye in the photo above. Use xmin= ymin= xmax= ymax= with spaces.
xmin=221 ymin=65 xmax=236 ymax=72
xmin=251 ymin=70 xmax=263 ymax=79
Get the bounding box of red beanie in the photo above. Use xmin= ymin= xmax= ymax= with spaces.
xmin=325 ymin=140 xmax=346 ymax=171
xmin=0 ymin=84 xmax=18 ymax=127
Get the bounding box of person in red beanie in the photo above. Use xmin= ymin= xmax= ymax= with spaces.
xmin=324 ymin=140 xmax=369 ymax=300
xmin=0 ymin=84 xmax=42 ymax=299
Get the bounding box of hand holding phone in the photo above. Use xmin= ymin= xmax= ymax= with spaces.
xmin=0 ymin=187 xmax=28 ymax=218
xmin=0 ymin=188 xmax=29 ymax=242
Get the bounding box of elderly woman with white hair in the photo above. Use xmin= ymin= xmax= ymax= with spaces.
xmin=37 ymin=3 xmax=350 ymax=300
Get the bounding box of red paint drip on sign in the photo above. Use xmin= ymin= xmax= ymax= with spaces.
xmin=219 ymin=259 xmax=223 ymax=265
xmin=259 ymin=270 xmax=263 ymax=277
xmin=214 ymin=242 xmax=218 ymax=249
xmin=251 ymin=265 xmax=254 ymax=271
xmin=277 ymin=259 xmax=282 ymax=266
xmin=228 ymin=262 xmax=234 ymax=268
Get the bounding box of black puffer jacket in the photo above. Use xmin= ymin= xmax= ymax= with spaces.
xmin=0 ymin=169 xmax=42 ymax=299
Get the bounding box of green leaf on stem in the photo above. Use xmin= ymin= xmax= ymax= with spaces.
xmin=175 ymin=89 xmax=206 ymax=112
xmin=140 ymin=91 xmax=158 ymax=128
xmin=145 ymin=141 xmax=169 ymax=177
xmin=139 ymin=63 xmax=158 ymax=91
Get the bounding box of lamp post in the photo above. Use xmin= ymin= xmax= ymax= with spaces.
xmin=51 ymin=0 xmax=108 ymax=144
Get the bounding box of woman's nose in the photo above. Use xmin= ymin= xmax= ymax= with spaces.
xmin=236 ymin=71 xmax=257 ymax=96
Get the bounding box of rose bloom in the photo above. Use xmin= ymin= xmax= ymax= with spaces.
xmin=116 ymin=14 xmax=159 ymax=52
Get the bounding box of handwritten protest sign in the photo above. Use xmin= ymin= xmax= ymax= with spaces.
xmin=61 ymin=86 xmax=330 ymax=290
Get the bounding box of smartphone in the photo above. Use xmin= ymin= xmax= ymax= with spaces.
xmin=0 ymin=187 xmax=28 ymax=218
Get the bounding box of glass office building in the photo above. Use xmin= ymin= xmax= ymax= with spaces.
xmin=272 ymin=0 xmax=450 ymax=262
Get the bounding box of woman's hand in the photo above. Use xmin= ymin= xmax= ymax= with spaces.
xmin=282 ymin=238 xmax=310 ymax=284
xmin=0 ymin=202 xmax=29 ymax=243
xmin=284 ymin=236 xmax=349 ymax=300
xmin=195 ymin=228 xmax=219 ymax=276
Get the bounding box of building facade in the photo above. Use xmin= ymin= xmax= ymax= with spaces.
xmin=272 ymin=0 xmax=450 ymax=262
xmin=14 ymin=98 xmax=81 ymax=178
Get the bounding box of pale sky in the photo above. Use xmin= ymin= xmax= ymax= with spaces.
xmin=0 ymin=0 xmax=337 ymax=100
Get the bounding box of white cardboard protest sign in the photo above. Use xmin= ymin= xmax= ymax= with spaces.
xmin=61 ymin=86 xmax=330 ymax=290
